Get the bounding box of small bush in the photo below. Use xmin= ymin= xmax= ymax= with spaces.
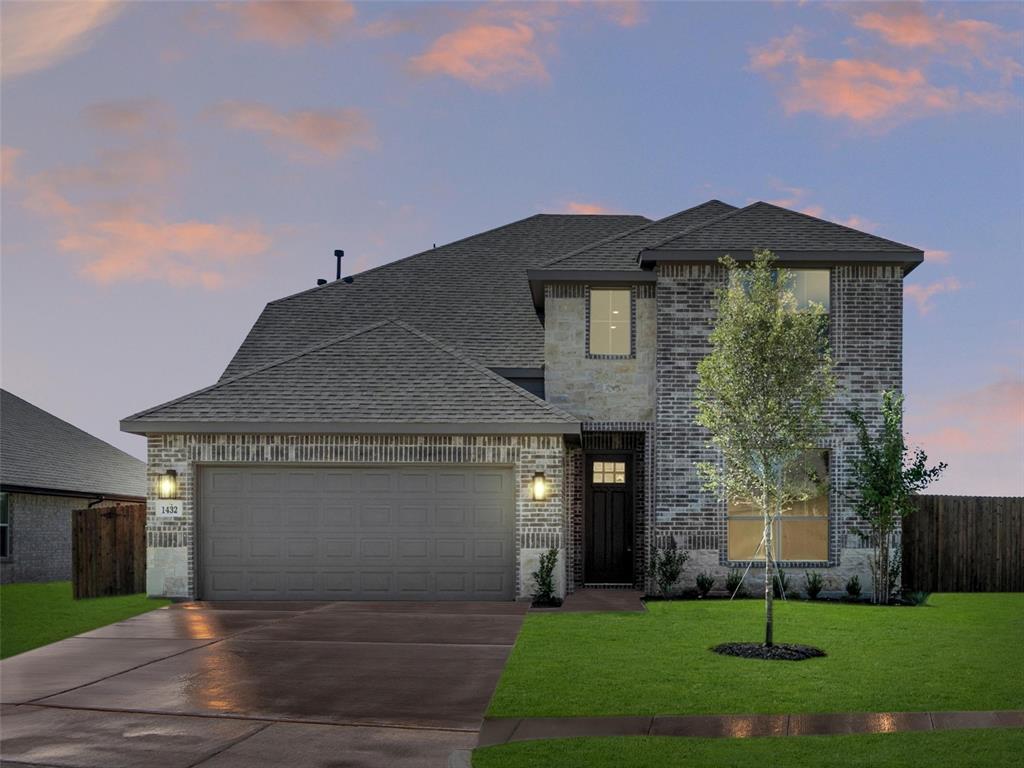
xmin=804 ymin=571 xmax=825 ymax=600
xmin=695 ymin=572 xmax=715 ymax=598
xmin=903 ymin=590 xmax=931 ymax=607
xmin=772 ymin=568 xmax=791 ymax=598
xmin=845 ymin=574 xmax=862 ymax=599
xmin=531 ymin=547 xmax=561 ymax=607
xmin=647 ymin=538 xmax=689 ymax=597
xmin=725 ymin=568 xmax=747 ymax=597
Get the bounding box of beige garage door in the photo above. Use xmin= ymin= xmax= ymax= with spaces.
xmin=199 ymin=465 xmax=515 ymax=600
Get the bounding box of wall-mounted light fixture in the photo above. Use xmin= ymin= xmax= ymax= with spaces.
xmin=531 ymin=471 xmax=548 ymax=501
xmin=157 ymin=469 xmax=179 ymax=499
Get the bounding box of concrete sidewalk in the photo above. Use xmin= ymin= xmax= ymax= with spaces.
xmin=478 ymin=710 xmax=1024 ymax=746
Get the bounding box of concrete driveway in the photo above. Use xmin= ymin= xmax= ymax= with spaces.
xmin=0 ymin=600 xmax=527 ymax=767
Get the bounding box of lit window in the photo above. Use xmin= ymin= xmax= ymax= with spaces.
xmin=786 ymin=270 xmax=830 ymax=312
xmin=593 ymin=461 xmax=626 ymax=484
xmin=0 ymin=493 xmax=9 ymax=558
xmin=589 ymin=288 xmax=631 ymax=356
xmin=727 ymin=451 xmax=829 ymax=562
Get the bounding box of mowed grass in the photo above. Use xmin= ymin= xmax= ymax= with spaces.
xmin=488 ymin=594 xmax=1024 ymax=717
xmin=473 ymin=729 xmax=1024 ymax=768
xmin=0 ymin=581 xmax=170 ymax=659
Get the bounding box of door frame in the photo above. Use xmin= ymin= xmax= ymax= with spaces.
xmin=583 ymin=452 xmax=636 ymax=585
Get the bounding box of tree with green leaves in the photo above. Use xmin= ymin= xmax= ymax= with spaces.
xmin=848 ymin=391 xmax=945 ymax=604
xmin=696 ymin=249 xmax=835 ymax=646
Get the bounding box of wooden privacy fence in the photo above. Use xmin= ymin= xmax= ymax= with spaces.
xmin=72 ymin=504 xmax=147 ymax=599
xmin=902 ymin=495 xmax=1024 ymax=592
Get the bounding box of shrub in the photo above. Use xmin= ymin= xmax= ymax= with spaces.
xmin=725 ymin=568 xmax=747 ymax=597
xmin=805 ymin=571 xmax=825 ymax=600
xmin=531 ymin=547 xmax=561 ymax=607
xmin=695 ymin=572 xmax=715 ymax=598
xmin=845 ymin=575 xmax=862 ymax=599
xmin=647 ymin=538 xmax=689 ymax=597
xmin=903 ymin=590 xmax=931 ymax=607
xmin=772 ymin=568 xmax=791 ymax=599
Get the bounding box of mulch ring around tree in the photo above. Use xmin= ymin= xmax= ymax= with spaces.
xmin=712 ymin=642 xmax=826 ymax=661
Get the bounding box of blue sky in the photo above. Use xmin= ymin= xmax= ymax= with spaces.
xmin=1 ymin=1 xmax=1021 ymax=494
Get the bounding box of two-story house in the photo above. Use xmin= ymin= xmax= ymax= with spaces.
xmin=122 ymin=200 xmax=922 ymax=601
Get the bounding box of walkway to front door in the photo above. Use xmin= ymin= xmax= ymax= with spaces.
xmin=585 ymin=454 xmax=634 ymax=585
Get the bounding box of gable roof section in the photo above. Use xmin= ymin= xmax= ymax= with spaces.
xmin=221 ymin=213 xmax=648 ymax=380
xmin=1 ymin=389 xmax=146 ymax=498
xmin=122 ymin=320 xmax=581 ymax=435
xmin=640 ymin=202 xmax=924 ymax=271
xmin=537 ymin=199 xmax=738 ymax=272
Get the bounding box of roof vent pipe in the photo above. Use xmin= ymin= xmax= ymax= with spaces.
xmin=335 ymin=249 xmax=344 ymax=280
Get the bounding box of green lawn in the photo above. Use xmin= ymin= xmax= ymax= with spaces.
xmin=488 ymin=594 xmax=1024 ymax=717
xmin=474 ymin=729 xmax=1024 ymax=768
xmin=0 ymin=581 xmax=170 ymax=659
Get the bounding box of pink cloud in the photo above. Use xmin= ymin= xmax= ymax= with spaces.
xmin=1 ymin=146 xmax=23 ymax=187
xmin=216 ymin=1 xmax=356 ymax=47
xmin=0 ymin=1 xmax=124 ymax=79
xmin=904 ymin=276 xmax=961 ymax=315
xmin=924 ymin=249 xmax=951 ymax=263
xmin=564 ymin=201 xmax=618 ymax=215
xmin=409 ymin=22 xmax=548 ymax=89
xmin=211 ymin=102 xmax=376 ymax=161
xmin=83 ymin=99 xmax=165 ymax=134
xmin=853 ymin=4 xmax=1022 ymax=57
xmin=838 ymin=214 xmax=879 ymax=231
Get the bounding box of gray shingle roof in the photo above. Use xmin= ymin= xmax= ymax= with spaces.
xmin=1 ymin=389 xmax=146 ymax=498
xmin=221 ymin=213 xmax=648 ymax=379
xmin=122 ymin=320 xmax=580 ymax=434
xmin=644 ymin=202 xmax=923 ymax=255
xmin=539 ymin=200 xmax=737 ymax=271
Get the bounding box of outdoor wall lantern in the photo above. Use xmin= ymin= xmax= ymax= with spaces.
xmin=532 ymin=472 xmax=548 ymax=501
xmin=157 ymin=469 xmax=179 ymax=499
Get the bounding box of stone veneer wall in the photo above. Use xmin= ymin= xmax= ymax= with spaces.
xmin=654 ymin=263 xmax=903 ymax=595
xmin=544 ymin=284 xmax=656 ymax=422
xmin=0 ymin=492 xmax=121 ymax=584
xmin=146 ymin=433 xmax=566 ymax=600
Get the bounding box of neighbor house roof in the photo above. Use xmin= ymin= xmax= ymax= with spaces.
xmin=122 ymin=319 xmax=581 ymax=435
xmin=1 ymin=389 xmax=146 ymax=499
xmin=221 ymin=213 xmax=648 ymax=379
xmin=639 ymin=202 xmax=924 ymax=271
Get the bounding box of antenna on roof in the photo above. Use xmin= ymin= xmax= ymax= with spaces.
xmin=334 ymin=249 xmax=344 ymax=280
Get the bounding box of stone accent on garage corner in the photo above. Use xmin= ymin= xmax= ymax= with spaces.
xmin=145 ymin=433 xmax=567 ymax=600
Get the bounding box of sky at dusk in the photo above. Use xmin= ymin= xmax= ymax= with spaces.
xmin=1 ymin=1 xmax=1022 ymax=495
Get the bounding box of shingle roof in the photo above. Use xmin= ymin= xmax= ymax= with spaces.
xmin=221 ymin=213 xmax=648 ymax=379
xmin=1 ymin=389 xmax=146 ymax=498
xmin=644 ymin=202 xmax=923 ymax=256
xmin=122 ymin=319 xmax=580 ymax=434
xmin=539 ymin=200 xmax=737 ymax=271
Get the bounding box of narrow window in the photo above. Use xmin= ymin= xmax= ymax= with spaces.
xmin=727 ymin=451 xmax=829 ymax=562
xmin=0 ymin=493 xmax=9 ymax=558
xmin=589 ymin=288 xmax=631 ymax=356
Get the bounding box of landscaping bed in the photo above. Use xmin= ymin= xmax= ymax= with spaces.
xmin=0 ymin=581 xmax=170 ymax=659
xmin=487 ymin=594 xmax=1024 ymax=717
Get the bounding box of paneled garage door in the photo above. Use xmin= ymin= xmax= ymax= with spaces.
xmin=199 ymin=465 xmax=515 ymax=600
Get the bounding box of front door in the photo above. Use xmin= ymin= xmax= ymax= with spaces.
xmin=585 ymin=455 xmax=634 ymax=584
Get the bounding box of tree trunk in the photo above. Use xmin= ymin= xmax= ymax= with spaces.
xmin=763 ymin=483 xmax=773 ymax=647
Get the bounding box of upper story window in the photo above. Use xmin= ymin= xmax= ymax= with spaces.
xmin=588 ymin=288 xmax=632 ymax=357
xmin=786 ymin=269 xmax=830 ymax=312
xmin=0 ymin=492 xmax=9 ymax=558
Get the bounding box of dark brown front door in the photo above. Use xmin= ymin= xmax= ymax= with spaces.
xmin=585 ymin=454 xmax=634 ymax=584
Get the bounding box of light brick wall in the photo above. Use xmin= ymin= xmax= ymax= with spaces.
xmin=544 ymin=284 xmax=656 ymax=422
xmin=145 ymin=433 xmax=567 ymax=600
xmin=0 ymin=492 xmax=121 ymax=584
xmin=653 ymin=263 xmax=904 ymax=594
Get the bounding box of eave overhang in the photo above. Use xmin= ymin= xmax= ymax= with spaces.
xmin=638 ymin=249 xmax=925 ymax=274
xmin=120 ymin=419 xmax=581 ymax=437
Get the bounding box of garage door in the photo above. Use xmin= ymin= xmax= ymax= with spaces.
xmin=199 ymin=466 xmax=515 ymax=601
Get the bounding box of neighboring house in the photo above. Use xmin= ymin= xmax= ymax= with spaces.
xmin=122 ymin=202 xmax=922 ymax=601
xmin=1 ymin=390 xmax=147 ymax=584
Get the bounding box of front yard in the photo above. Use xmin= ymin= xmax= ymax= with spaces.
xmin=488 ymin=594 xmax=1024 ymax=717
xmin=0 ymin=581 xmax=170 ymax=659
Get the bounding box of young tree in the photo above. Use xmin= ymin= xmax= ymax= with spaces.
xmin=696 ymin=250 xmax=835 ymax=646
xmin=848 ymin=391 xmax=945 ymax=604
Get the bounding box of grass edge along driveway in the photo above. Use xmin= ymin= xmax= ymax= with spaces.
xmin=1 ymin=581 xmax=170 ymax=659
xmin=487 ymin=594 xmax=1024 ymax=717
xmin=473 ymin=728 xmax=1024 ymax=768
